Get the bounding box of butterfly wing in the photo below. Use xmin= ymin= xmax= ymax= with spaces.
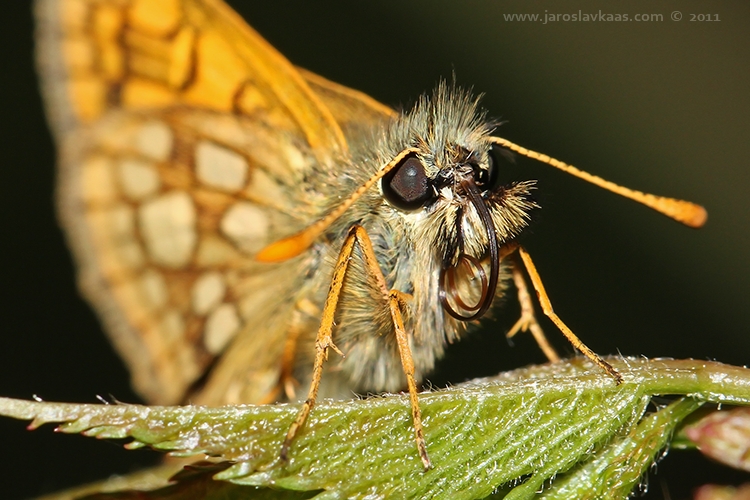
xmin=299 ymin=68 xmax=396 ymax=130
xmin=35 ymin=0 xmax=393 ymax=405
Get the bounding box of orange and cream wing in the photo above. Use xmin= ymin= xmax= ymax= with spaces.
xmin=34 ymin=0 xmax=392 ymax=405
xmin=298 ymin=68 xmax=396 ymax=130
xmin=35 ymin=0 xmax=349 ymax=158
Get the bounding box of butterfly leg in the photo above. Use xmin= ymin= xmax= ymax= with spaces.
xmin=506 ymin=255 xmax=561 ymax=363
xmin=277 ymin=299 xmax=321 ymax=402
xmin=512 ymin=244 xmax=623 ymax=383
xmin=277 ymin=320 xmax=303 ymax=401
xmin=255 ymin=299 xmax=319 ymax=405
xmin=388 ymin=289 xmax=431 ymax=469
xmin=353 ymin=227 xmax=430 ymax=469
xmin=280 ymin=225 xmax=431 ymax=469
xmin=280 ymin=232 xmax=352 ymax=463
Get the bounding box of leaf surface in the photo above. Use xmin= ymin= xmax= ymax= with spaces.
xmin=6 ymin=357 xmax=750 ymax=499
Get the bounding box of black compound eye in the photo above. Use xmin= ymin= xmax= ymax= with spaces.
xmin=473 ymin=163 xmax=494 ymax=188
xmin=477 ymin=144 xmax=511 ymax=192
xmin=382 ymin=155 xmax=433 ymax=211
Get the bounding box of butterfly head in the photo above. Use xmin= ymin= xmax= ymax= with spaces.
xmin=378 ymin=85 xmax=538 ymax=320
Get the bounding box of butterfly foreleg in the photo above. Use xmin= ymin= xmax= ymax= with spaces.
xmin=280 ymin=224 xmax=432 ymax=470
xmin=283 ymin=299 xmax=325 ymax=402
xmin=506 ymin=253 xmax=561 ymax=363
xmin=510 ymin=243 xmax=623 ymax=383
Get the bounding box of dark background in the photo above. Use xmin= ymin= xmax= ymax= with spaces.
xmin=1 ymin=1 xmax=749 ymax=498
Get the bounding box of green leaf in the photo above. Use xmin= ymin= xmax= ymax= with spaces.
xmin=537 ymin=398 xmax=702 ymax=499
xmin=5 ymin=357 xmax=750 ymax=500
xmin=46 ymin=462 xmax=317 ymax=500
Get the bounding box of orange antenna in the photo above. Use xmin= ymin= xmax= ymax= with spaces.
xmin=490 ymin=137 xmax=707 ymax=228
xmin=256 ymin=147 xmax=420 ymax=263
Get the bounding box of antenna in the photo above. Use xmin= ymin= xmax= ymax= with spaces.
xmin=490 ymin=137 xmax=707 ymax=228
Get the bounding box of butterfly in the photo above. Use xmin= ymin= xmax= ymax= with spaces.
xmin=35 ymin=0 xmax=706 ymax=468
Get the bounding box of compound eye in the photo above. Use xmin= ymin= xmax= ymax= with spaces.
xmin=382 ymin=155 xmax=433 ymax=210
xmin=476 ymin=144 xmax=509 ymax=192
